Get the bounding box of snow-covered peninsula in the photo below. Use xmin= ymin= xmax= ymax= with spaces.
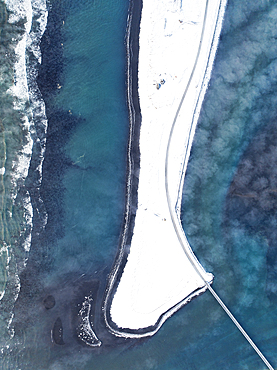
xmin=106 ymin=0 xmax=228 ymax=336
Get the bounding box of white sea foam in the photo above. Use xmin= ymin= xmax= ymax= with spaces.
xmin=27 ymin=0 xmax=48 ymax=63
xmin=0 ymin=243 xmax=10 ymax=301
xmin=5 ymin=0 xmax=48 ymax=238
xmin=20 ymin=190 xmax=33 ymax=256
xmin=107 ymin=0 xmax=228 ymax=335
xmin=2 ymin=0 xmax=48 ymax=309
xmin=5 ymin=0 xmax=33 ymax=201
xmin=26 ymin=0 xmax=49 ymax=228
xmin=5 ymin=270 xmax=21 ymax=338
xmin=6 ymin=0 xmax=48 ymax=205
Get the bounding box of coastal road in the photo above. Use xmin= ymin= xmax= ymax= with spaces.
xmin=164 ymin=0 xmax=274 ymax=369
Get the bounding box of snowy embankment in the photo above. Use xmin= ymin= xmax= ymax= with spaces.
xmin=108 ymin=0 xmax=227 ymax=336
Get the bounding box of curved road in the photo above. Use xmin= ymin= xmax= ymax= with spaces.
xmin=164 ymin=1 xmax=274 ymax=369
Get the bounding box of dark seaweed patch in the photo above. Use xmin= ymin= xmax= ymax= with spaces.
xmin=224 ymin=122 xmax=277 ymax=301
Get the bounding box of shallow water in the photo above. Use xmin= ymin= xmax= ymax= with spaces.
xmin=1 ymin=0 xmax=277 ymax=369
xmin=181 ymin=0 xmax=277 ymax=368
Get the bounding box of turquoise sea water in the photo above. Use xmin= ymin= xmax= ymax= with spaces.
xmin=43 ymin=0 xmax=129 ymax=289
xmin=1 ymin=0 xmax=277 ymax=369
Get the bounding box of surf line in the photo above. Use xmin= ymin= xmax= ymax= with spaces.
xmin=165 ymin=0 xmax=274 ymax=369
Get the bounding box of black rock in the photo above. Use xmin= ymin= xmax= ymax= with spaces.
xmin=43 ymin=295 xmax=55 ymax=309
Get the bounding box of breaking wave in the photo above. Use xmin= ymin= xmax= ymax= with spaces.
xmin=0 ymin=0 xmax=48 ymax=337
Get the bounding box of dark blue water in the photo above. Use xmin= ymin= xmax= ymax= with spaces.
xmin=1 ymin=0 xmax=277 ymax=369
